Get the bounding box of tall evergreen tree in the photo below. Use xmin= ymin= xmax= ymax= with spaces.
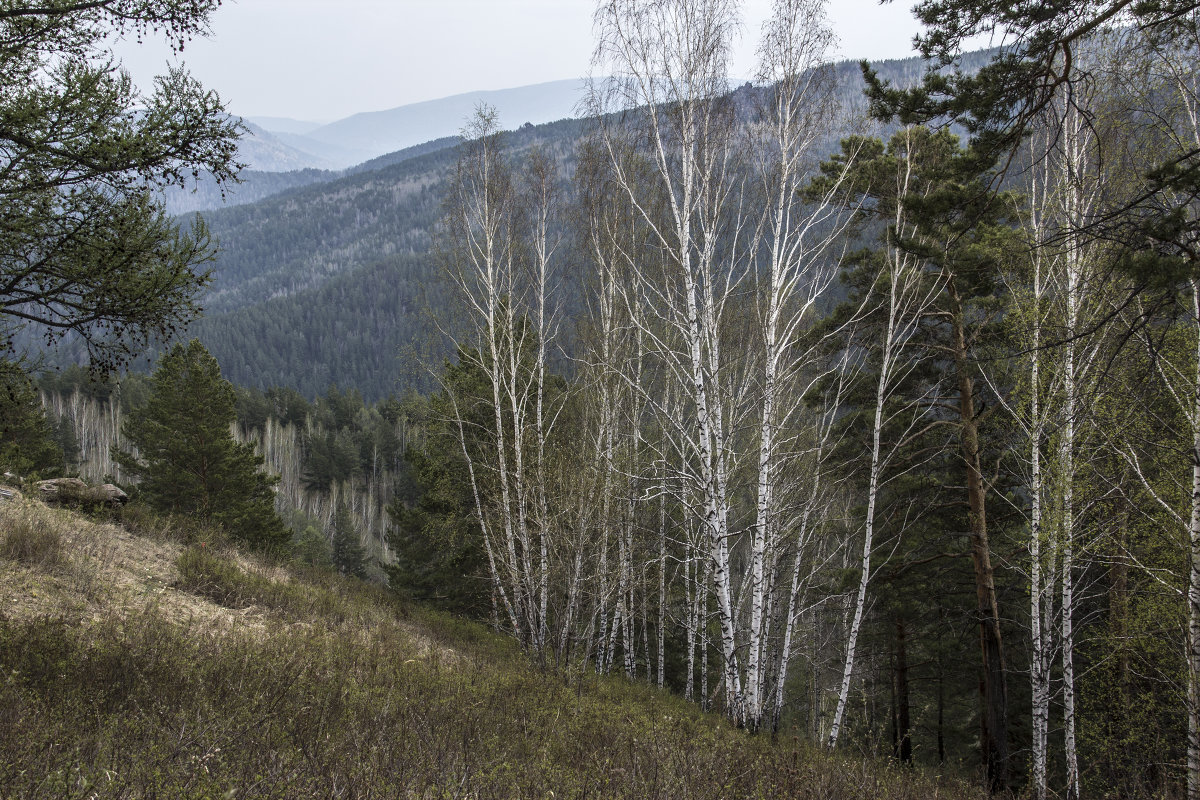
xmin=116 ymin=339 xmax=287 ymax=548
xmin=330 ymin=502 xmax=368 ymax=579
xmin=0 ymin=359 xmax=64 ymax=476
xmin=818 ymin=126 xmax=1022 ymax=791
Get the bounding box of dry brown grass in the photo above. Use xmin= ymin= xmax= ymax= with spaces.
xmin=0 ymin=499 xmax=990 ymax=800
xmin=0 ymin=499 xmax=274 ymax=636
xmin=0 ymin=500 xmax=65 ymax=569
xmin=0 ymin=499 xmax=450 ymax=651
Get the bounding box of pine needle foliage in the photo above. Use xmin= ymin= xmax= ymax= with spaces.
xmin=115 ymin=339 xmax=287 ymax=549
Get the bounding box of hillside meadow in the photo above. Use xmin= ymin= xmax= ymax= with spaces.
xmin=0 ymin=497 xmax=984 ymax=799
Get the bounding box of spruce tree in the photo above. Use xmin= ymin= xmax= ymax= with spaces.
xmin=330 ymin=502 xmax=367 ymax=579
xmin=116 ymin=340 xmax=287 ymax=548
xmin=0 ymin=359 xmax=64 ymax=477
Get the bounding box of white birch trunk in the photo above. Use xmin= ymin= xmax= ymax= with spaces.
xmin=1027 ymin=214 xmax=1053 ymax=800
xmin=1190 ymin=279 xmax=1200 ymax=800
xmin=658 ymin=489 xmax=667 ymax=688
xmin=827 ymin=313 xmax=890 ymax=749
xmin=1061 ymin=229 xmax=1081 ymax=800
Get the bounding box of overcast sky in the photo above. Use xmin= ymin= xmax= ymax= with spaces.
xmin=113 ymin=0 xmax=926 ymax=123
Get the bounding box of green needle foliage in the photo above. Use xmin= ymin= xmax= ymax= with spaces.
xmin=0 ymin=359 xmax=64 ymax=477
xmin=330 ymin=502 xmax=368 ymax=579
xmin=115 ymin=339 xmax=287 ymax=549
xmin=0 ymin=0 xmax=243 ymax=370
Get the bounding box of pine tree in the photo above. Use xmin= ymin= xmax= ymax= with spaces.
xmin=0 ymin=359 xmax=64 ymax=476
xmin=330 ymin=503 xmax=367 ymax=579
xmin=0 ymin=1 xmax=242 ymax=371
xmin=116 ymin=340 xmax=287 ymax=549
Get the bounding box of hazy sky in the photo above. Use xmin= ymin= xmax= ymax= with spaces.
xmin=114 ymin=0 xmax=926 ymax=122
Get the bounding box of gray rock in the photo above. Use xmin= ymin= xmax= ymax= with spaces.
xmin=36 ymin=477 xmax=128 ymax=507
xmin=36 ymin=477 xmax=88 ymax=500
xmin=99 ymin=484 xmax=129 ymax=505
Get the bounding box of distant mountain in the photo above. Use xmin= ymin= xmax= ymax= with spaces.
xmin=44 ymin=52 xmax=995 ymax=399
xmin=237 ymin=120 xmax=337 ymax=171
xmin=158 ymin=131 xmax=466 ymax=217
xmin=344 ymin=136 xmax=460 ymax=176
xmin=297 ymin=79 xmax=587 ymax=168
xmin=267 ymin=131 xmax=372 ymax=170
xmin=245 ymin=115 xmax=325 ymax=135
xmin=154 ymin=120 xmax=340 ymax=215
xmin=161 ymin=168 xmax=336 ymax=216
xmin=160 ymin=81 xmax=588 ymax=214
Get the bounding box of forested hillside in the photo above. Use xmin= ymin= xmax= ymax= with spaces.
xmin=175 ymin=52 xmax=989 ymax=399
xmin=161 ymin=167 xmax=335 ymax=216
xmin=10 ymin=0 xmax=1200 ymax=798
xmin=36 ymin=367 xmax=422 ymax=569
xmin=196 ymin=115 xmax=588 ymax=315
xmin=361 ymin=3 xmax=1200 ymax=797
xmin=159 ymin=134 xmax=466 ymax=217
xmin=194 ymin=256 xmax=443 ymax=397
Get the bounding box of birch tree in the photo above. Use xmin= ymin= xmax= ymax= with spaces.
xmin=1011 ymin=137 xmax=1060 ymax=800
xmin=440 ymin=107 xmax=562 ymax=653
xmin=1043 ymin=95 xmax=1115 ymax=800
xmin=591 ymin=0 xmax=750 ymax=721
xmin=590 ymin=0 xmax=864 ymax=728
xmin=1015 ymin=102 xmax=1116 ymax=799
xmin=740 ymin=0 xmax=858 ymax=732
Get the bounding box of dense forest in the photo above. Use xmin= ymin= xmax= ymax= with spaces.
xmin=348 ymin=3 xmax=1197 ymax=798
xmin=26 ymin=53 xmax=989 ymax=399
xmin=36 ymin=366 xmax=423 ymax=573
xmin=7 ymin=0 xmax=1200 ymax=798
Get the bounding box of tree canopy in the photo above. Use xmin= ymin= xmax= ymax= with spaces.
xmin=864 ymin=1 xmax=1198 ymax=152
xmin=0 ymin=0 xmax=243 ymax=371
xmin=116 ymin=339 xmax=287 ymax=548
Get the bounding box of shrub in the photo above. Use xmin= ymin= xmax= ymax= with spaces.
xmin=292 ymin=523 xmax=333 ymax=569
xmin=117 ymin=503 xmax=227 ymax=547
xmin=174 ymin=545 xmax=351 ymax=621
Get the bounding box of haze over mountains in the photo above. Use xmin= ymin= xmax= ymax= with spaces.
xmin=160 ymin=79 xmax=589 ymax=216
xmin=158 ymin=52 xmax=973 ymax=399
xmin=238 ymin=79 xmax=588 ymax=171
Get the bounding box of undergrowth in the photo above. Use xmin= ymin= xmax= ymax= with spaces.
xmin=174 ymin=544 xmax=405 ymax=624
xmin=0 ymin=503 xmax=64 ymax=569
xmin=0 ymin=521 xmax=987 ymax=799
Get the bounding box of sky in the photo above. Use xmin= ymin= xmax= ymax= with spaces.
xmin=113 ymin=0 xmax=927 ymax=123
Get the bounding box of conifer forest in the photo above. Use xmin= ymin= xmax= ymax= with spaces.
xmin=8 ymin=0 xmax=1200 ymax=798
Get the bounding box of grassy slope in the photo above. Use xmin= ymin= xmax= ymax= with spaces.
xmin=0 ymin=498 xmax=985 ymax=800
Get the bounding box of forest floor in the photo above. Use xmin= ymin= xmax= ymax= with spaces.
xmin=0 ymin=496 xmax=988 ymax=799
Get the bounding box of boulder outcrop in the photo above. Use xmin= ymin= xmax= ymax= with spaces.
xmin=36 ymin=478 xmax=128 ymax=508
